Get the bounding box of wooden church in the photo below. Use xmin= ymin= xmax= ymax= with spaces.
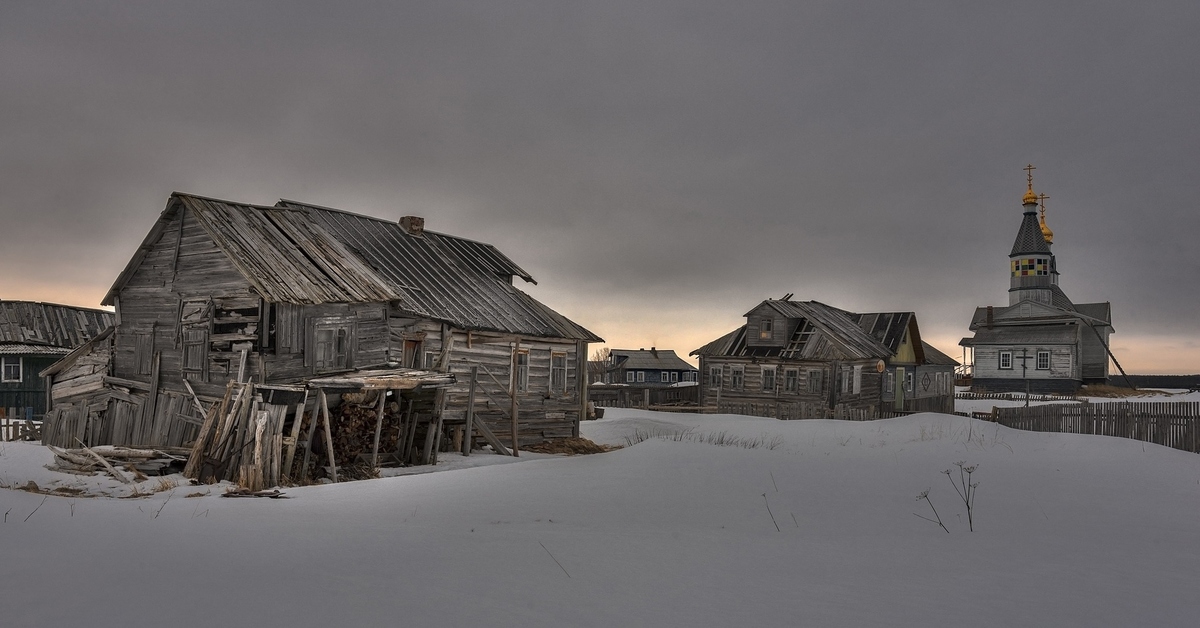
xmin=960 ymin=166 xmax=1115 ymax=394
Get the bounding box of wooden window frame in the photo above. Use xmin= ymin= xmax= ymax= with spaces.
xmin=761 ymin=366 xmax=776 ymax=391
xmin=784 ymin=369 xmax=798 ymax=393
xmin=312 ymin=318 xmax=357 ymax=374
xmin=807 ymin=369 xmax=822 ymax=394
xmin=626 ymin=370 xmax=635 ymax=383
xmin=1036 ymin=350 xmax=1051 ymax=370
xmin=731 ymin=366 xmax=744 ymax=390
xmin=550 ymin=352 xmax=567 ymax=394
xmin=710 ymin=366 xmax=721 ymax=387
xmin=636 ymin=370 xmax=645 ymax=383
xmin=1 ymin=356 xmax=21 ymax=383
xmin=759 ymin=318 xmax=773 ymax=340
xmin=514 ymin=350 xmax=530 ymax=392
xmin=999 ymin=351 xmax=1013 ymax=370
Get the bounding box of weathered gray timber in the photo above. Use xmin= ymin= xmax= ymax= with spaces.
xmin=992 ymin=401 xmax=1200 ymax=454
xmin=693 ymin=299 xmax=956 ymax=418
xmin=43 ymin=192 xmax=600 ymax=465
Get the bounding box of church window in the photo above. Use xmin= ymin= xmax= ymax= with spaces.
xmin=1037 ymin=351 xmax=1051 ymax=370
xmin=999 ymin=351 xmax=1013 ymax=370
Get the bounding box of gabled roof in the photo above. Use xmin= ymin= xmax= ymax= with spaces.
xmin=961 ymin=325 xmax=1081 ymax=346
xmin=104 ymin=193 xmax=601 ymax=342
xmin=609 ymin=349 xmax=697 ymax=371
xmin=920 ymin=341 xmax=960 ymax=366
xmin=1010 ymin=211 xmax=1052 ymax=256
xmin=969 ymin=298 xmax=1111 ymax=330
xmin=0 ymin=300 xmax=113 ymax=349
xmin=694 ymin=300 xmax=930 ymax=363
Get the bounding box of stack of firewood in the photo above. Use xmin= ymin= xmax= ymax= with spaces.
xmin=46 ymin=443 xmax=187 ymax=483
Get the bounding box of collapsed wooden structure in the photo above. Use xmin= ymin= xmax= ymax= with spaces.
xmin=41 ymin=192 xmax=601 ymax=486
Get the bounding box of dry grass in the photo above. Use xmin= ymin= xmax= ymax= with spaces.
xmin=1080 ymin=384 xmax=1170 ymax=398
xmin=522 ymin=438 xmax=620 ymax=455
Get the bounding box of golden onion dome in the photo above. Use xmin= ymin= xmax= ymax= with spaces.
xmin=1040 ymin=215 xmax=1054 ymax=243
xmin=1023 ymin=188 xmax=1038 ymax=205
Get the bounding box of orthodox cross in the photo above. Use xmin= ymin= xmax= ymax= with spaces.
xmin=1024 ymin=163 xmax=1036 ymax=190
xmin=1038 ymin=193 xmax=1050 ymax=218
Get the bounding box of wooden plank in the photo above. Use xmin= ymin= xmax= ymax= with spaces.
xmin=371 ymin=389 xmax=386 ymax=468
xmin=463 ymin=366 xmax=477 ymax=456
xmin=472 ymin=416 xmax=510 ymax=456
xmin=319 ymin=389 xmax=338 ymax=483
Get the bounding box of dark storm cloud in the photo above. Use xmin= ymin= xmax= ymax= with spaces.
xmin=2 ymin=1 xmax=1198 ymax=363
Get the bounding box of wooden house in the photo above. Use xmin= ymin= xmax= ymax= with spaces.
xmin=0 ymin=300 xmax=111 ymax=421
xmin=603 ymin=348 xmax=698 ymax=385
xmin=959 ymin=172 xmax=1114 ymax=394
xmin=692 ymin=300 xmax=957 ymax=418
xmin=42 ymin=192 xmax=600 ymax=473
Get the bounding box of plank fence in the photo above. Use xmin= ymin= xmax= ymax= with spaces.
xmin=715 ymin=400 xmax=912 ymax=421
xmin=993 ymin=401 xmax=1200 ymax=454
xmin=0 ymin=418 xmax=42 ymax=442
xmin=957 ymin=391 xmax=1077 ymax=402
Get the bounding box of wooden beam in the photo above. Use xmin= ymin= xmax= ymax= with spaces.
xmin=318 ymin=389 xmax=338 ymax=483
xmin=463 ymin=366 xmax=477 ymax=456
xmin=472 ymin=416 xmax=510 ymax=456
xmin=282 ymin=390 xmax=309 ymax=483
xmin=576 ymin=340 xmax=588 ymax=438
xmin=510 ymin=339 xmax=520 ymax=457
xmin=370 ymin=389 xmax=386 ymax=468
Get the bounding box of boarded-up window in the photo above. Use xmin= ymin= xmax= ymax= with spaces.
xmin=134 ymin=332 xmax=153 ymax=376
xmin=275 ymin=303 xmax=302 ymax=354
xmin=182 ymin=328 xmax=208 ymax=376
xmin=550 ymin=352 xmax=567 ymax=393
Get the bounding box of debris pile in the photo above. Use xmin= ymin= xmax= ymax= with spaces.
xmin=46 ymin=443 xmax=188 ymax=483
xmin=182 ymin=382 xmax=291 ymax=491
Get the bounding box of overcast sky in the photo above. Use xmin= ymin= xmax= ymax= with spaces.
xmin=3 ymin=1 xmax=1198 ymax=372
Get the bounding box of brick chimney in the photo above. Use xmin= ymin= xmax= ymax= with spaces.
xmin=400 ymin=216 xmax=425 ymax=236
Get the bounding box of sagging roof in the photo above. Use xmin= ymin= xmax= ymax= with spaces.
xmin=104 ymin=193 xmax=600 ymax=342
xmin=695 ymin=300 xmax=928 ymax=363
xmin=0 ymin=300 xmax=114 ymax=349
xmin=609 ymin=349 xmax=697 ymax=372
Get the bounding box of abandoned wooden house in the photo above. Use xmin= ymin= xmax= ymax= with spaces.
xmin=959 ymin=168 xmax=1115 ymax=394
xmin=41 ymin=192 xmax=600 ymax=481
xmin=0 ymin=300 xmax=112 ymax=421
xmin=588 ymin=347 xmax=701 ymax=408
xmin=692 ymin=299 xmax=957 ymax=418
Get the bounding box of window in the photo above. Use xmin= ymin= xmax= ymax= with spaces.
xmin=808 ymin=369 xmax=822 ymax=394
xmin=999 ymin=351 xmax=1013 ymax=370
xmin=551 ymin=352 xmax=567 ymax=393
xmin=1037 ymin=351 xmax=1050 ymax=370
xmin=424 ymin=351 xmax=437 ymax=369
xmin=884 ymin=371 xmax=895 ymax=394
xmin=1 ymin=357 xmax=21 ymax=382
xmin=637 ymin=371 xmax=645 ymax=383
xmin=709 ymin=366 xmax=722 ymax=387
xmin=627 ymin=371 xmax=635 ymax=383
xmin=840 ymin=367 xmax=852 ymax=394
xmin=314 ymin=321 xmax=354 ymax=373
xmin=731 ymin=366 xmax=744 ymax=390
xmin=515 ymin=351 xmax=529 ymax=392
xmin=661 ymin=371 xmax=670 ymax=382
xmin=784 ymin=369 xmax=798 ymax=393
xmin=671 ymin=371 xmax=679 ymax=382
xmin=762 ymin=367 xmax=776 ymax=391
xmin=759 ymin=318 xmax=773 ymax=340
xmin=905 ymin=371 xmax=914 ymax=393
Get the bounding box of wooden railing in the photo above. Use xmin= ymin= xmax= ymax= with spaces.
xmin=992 ymin=401 xmax=1200 ymax=454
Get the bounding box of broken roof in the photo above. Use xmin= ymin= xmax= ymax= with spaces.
xmin=104 ymin=193 xmax=600 ymax=342
xmin=0 ymin=300 xmax=113 ymax=349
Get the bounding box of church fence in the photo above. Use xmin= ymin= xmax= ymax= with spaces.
xmin=992 ymin=401 xmax=1200 ymax=454
xmin=956 ymin=391 xmax=1077 ymax=402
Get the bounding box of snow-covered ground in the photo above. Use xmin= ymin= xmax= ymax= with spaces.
xmin=2 ymin=409 xmax=1199 ymax=627
xmin=954 ymin=386 xmax=1200 ymax=415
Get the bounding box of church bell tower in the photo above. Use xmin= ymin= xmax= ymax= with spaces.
xmin=1008 ymin=165 xmax=1059 ymax=306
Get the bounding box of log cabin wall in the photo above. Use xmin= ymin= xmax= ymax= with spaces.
xmin=387 ymin=314 xmax=584 ymax=444
xmin=699 ymin=356 xmax=883 ymax=413
xmin=111 ymin=204 xmax=264 ymax=395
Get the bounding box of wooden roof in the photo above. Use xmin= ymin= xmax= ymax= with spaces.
xmin=103 ymin=193 xmax=601 ymax=342
xmin=0 ymin=300 xmax=113 ymax=349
